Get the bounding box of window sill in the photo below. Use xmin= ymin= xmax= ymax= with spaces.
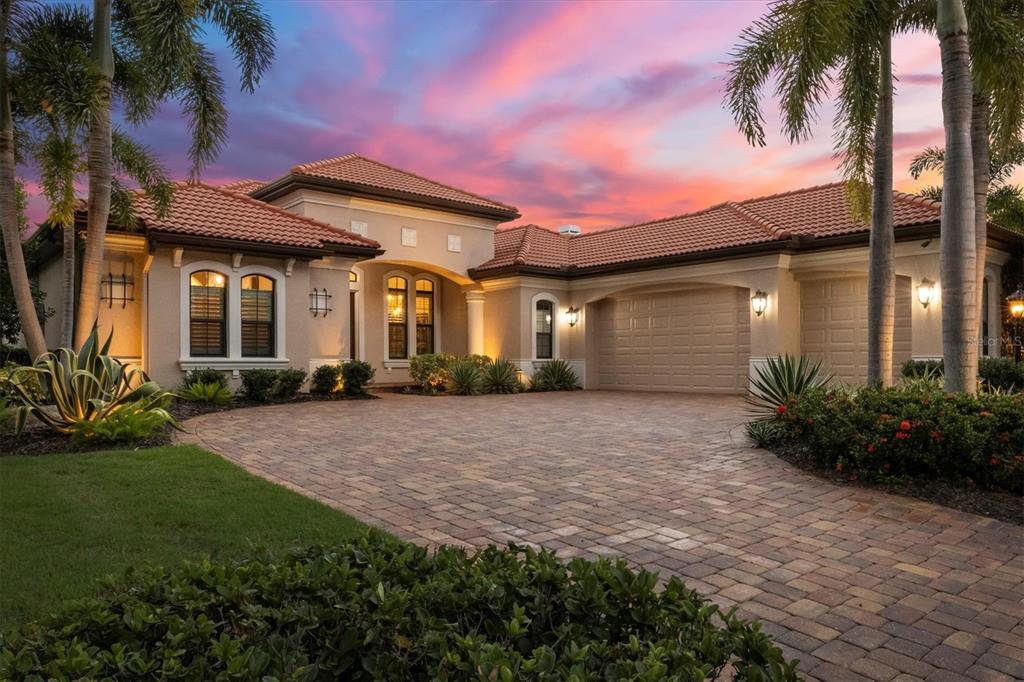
xmin=179 ymin=358 xmax=290 ymax=371
xmin=383 ymin=360 xmax=410 ymax=370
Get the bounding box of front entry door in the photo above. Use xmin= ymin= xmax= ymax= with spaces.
xmin=349 ymin=291 xmax=358 ymax=360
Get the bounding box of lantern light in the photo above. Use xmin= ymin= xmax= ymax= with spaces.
xmin=1008 ymin=283 xmax=1024 ymax=319
xmin=751 ymin=289 xmax=768 ymax=316
xmin=565 ymin=306 xmax=580 ymax=327
xmin=917 ymin=277 xmax=937 ymax=309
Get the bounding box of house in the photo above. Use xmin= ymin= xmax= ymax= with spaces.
xmin=32 ymin=153 xmax=1023 ymax=392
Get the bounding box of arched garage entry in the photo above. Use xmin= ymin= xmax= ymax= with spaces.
xmin=592 ymin=284 xmax=751 ymax=393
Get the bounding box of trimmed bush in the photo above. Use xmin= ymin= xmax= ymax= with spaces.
xmin=462 ymin=353 xmax=492 ymax=370
xmin=180 ymin=381 xmax=232 ymax=405
xmin=311 ymin=363 xmax=343 ymax=395
xmin=409 ymin=353 xmax=455 ymax=393
xmin=273 ymin=368 xmax=307 ymax=400
xmin=341 ymin=360 xmax=375 ymax=396
xmin=238 ymin=369 xmax=277 ymax=402
xmin=901 ymin=357 xmax=1024 ymax=393
xmin=482 ymin=358 xmax=520 ymax=394
xmin=447 ymin=360 xmax=482 ymax=395
xmin=181 ymin=367 xmax=228 ymax=389
xmin=0 ymin=533 xmax=798 ymax=680
xmin=761 ymin=385 xmax=1024 ymax=493
xmin=901 ymin=358 xmax=944 ymax=379
xmin=530 ymin=359 xmax=580 ymax=391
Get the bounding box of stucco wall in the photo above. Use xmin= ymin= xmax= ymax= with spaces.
xmin=36 ymin=257 xmax=65 ymax=350
xmin=96 ymin=250 xmax=145 ymax=360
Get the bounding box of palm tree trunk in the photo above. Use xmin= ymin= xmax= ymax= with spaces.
xmin=938 ymin=0 xmax=978 ymax=393
xmin=867 ymin=37 xmax=895 ymax=387
xmin=74 ymin=0 xmax=114 ymax=348
xmin=971 ymin=90 xmax=989 ymax=357
xmin=61 ymin=224 xmax=74 ymax=348
xmin=0 ymin=0 xmax=46 ymax=359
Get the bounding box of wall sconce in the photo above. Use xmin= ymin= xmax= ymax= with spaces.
xmin=565 ymin=306 xmax=580 ymax=327
xmin=309 ymin=287 xmax=332 ymax=317
xmin=101 ymin=271 xmax=134 ymax=308
xmin=917 ymin=278 xmax=937 ymax=309
xmin=1008 ymin=283 xmax=1024 ymax=319
xmin=751 ymin=289 xmax=768 ymax=316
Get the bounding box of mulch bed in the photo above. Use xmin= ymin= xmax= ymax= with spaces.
xmin=2 ymin=393 xmax=376 ymax=457
xmin=771 ymin=445 xmax=1023 ymax=526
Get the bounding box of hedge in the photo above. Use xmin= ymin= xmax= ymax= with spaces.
xmin=756 ymin=385 xmax=1024 ymax=493
xmin=0 ymin=533 xmax=798 ymax=681
xmin=902 ymin=357 xmax=1024 ymax=392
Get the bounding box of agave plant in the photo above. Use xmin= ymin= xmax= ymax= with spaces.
xmin=447 ymin=360 xmax=483 ymax=396
xmin=530 ymin=360 xmax=581 ymax=392
xmin=747 ymin=355 xmax=831 ymax=420
xmin=481 ymin=359 xmax=520 ymax=394
xmin=7 ymin=328 xmax=178 ymax=435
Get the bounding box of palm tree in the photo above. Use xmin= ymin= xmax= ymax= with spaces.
xmin=0 ymin=0 xmax=45 ymax=359
xmin=726 ymin=0 xmax=901 ymax=386
xmin=937 ymin=0 xmax=977 ymax=393
xmin=74 ymin=0 xmax=275 ymax=347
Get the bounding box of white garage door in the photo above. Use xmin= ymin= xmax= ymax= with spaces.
xmin=596 ymin=287 xmax=750 ymax=393
xmin=801 ymin=276 xmax=912 ymax=384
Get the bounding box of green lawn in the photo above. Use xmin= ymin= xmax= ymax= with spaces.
xmin=0 ymin=445 xmax=367 ymax=626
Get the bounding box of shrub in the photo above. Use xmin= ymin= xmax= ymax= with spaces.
xmin=238 ymin=368 xmax=277 ymax=402
xmin=482 ymin=358 xmax=520 ymax=394
xmin=901 ymin=357 xmax=1024 ymax=393
xmin=409 ymin=353 xmax=455 ymax=393
xmin=748 ymin=354 xmax=831 ymax=420
xmin=311 ymin=363 xmax=343 ymax=395
xmin=272 ymin=368 xmax=307 ymax=400
xmin=447 ymin=360 xmax=482 ymax=395
xmin=0 ymin=362 xmax=44 ymax=405
xmin=462 ymin=353 xmax=492 ymax=370
xmin=762 ymin=385 xmax=1024 ymax=493
xmin=67 ymin=398 xmax=174 ymax=442
xmin=341 ymin=360 xmax=375 ymax=396
xmin=0 ymin=345 xmax=31 ymax=366
xmin=180 ymin=381 xmax=232 ymax=405
xmin=180 ymin=367 xmax=228 ymax=389
xmin=0 ymin=533 xmax=798 ymax=681
xmin=6 ymin=329 xmax=177 ymax=437
xmin=901 ymin=358 xmax=943 ymax=379
xmin=530 ymin=359 xmax=580 ymax=391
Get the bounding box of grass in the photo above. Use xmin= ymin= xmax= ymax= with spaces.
xmin=0 ymin=445 xmax=367 ymax=626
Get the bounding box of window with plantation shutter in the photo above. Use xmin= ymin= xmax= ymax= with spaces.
xmin=241 ymin=275 xmax=275 ymax=357
xmin=190 ymin=271 xmax=227 ymax=356
xmin=387 ymin=276 xmax=408 ymax=359
xmin=416 ymin=279 xmax=434 ymax=355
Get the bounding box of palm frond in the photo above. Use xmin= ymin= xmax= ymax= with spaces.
xmin=178 ymin=44 xmax=227 ymax=177
xmin=111 ymin=128 xmax=172 ymax=217
xmin=909 ymin=146 xmax=945 ymax=179
xmin=198 ymin=0 xmax=275 ymax=93
xmin=36 ymin=132 xmax=80 ymax=228
xmin=724 ymin=8 xmax=787 ymax=147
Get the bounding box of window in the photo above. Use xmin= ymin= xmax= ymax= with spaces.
xmin=416 ymin=279 xmax=435 ymax=355
xmin=241 ymin=274 xmax=275 ymax=357
xmin=982 ymin=278 xmax=990 ymax=356
xmin=535 ymin=299 xmax=553 ymax=359
xmin=189 ymin=271 xmax=227 ymax=356
xmin=349 ymin=271 xmax=358 ymax=283
xmin=387 ymin=276 xmax=407 ymax=359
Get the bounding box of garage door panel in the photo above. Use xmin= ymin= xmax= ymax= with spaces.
xmin=597 ymin=287 xmax=750 ymax=394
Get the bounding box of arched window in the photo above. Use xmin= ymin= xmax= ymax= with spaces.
xmin=241 ymin=274 xmax=275 ymax=357
xmin=387 ymin=276 xmax=408 ymax=359
xmin=535 ymin=299 xmax=554 ymax=360
xmin=189 ymin=271 xmax=227 ymax=357
xmin=416 ymin=279 xmax=435 ymax=355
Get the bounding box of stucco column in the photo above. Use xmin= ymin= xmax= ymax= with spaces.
xmin=748 ymin=265 xmax=801 ymax=385
xmin=466 ymin=289 xmax=485 ymax=356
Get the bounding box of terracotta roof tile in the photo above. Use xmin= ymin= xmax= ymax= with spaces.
xmin=132 ymin=182 xmax=380 ymax=251
xmin=475 ymin=183 xmax=941 ymax=273
xmin=290 ymin=154 xmax=519 ymax=215
xmin=219 ymin=179 xmax=266 ymax=195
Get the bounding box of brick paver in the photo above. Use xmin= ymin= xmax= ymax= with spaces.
xmin=180 ymin=391 xmax=1024 ymax=681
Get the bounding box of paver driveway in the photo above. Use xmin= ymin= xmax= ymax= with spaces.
xmin=182 ymin=391 xmax=1024 ymax=681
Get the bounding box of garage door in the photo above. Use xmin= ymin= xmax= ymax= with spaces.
xmin=800 ymin=276 xmax=912 ymax=384
xmin=596 ymin=287 xmax=750 ymax=393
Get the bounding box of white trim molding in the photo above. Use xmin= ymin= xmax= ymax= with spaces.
xmin=531 ymin=292 xmax=560 ymax=361
xmin=178 ymin=260 xmax=289 ymax=369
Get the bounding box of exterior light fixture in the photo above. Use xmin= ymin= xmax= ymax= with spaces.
xmin=1008 ymin=283 xmax=1024 ymax=363
xmin=101 ymin=271 xmax=135 ymax=308
xmin=565 ymin=306 xmax=580 ymax=327
xmin=917 ymin=277 xmax=937 ymax=309
xmin=309 ymin=287 xmax=332 ymax=317
xmin=751 ymin=289 xmax=768 ymax=316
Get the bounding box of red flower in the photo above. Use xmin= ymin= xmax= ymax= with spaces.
xmin=980 ymin=410 xmax=992 ymax=417
xmin=836 ymin=462 xmax=844 ymax=473
xmin=930 ymin=431 xmax=944 ymax=443
xmin=867 ymin=443 xmax=877 ymax=454
xmin=990 ymin=457 xmax=1000 ymax=466
xmin=900 ymin=419 xmax=912 ymax=432
xmin=883 ymin=463 xmax=891 ymax=471
xmin=895 ymin=432 xmax=911 ymax=440
xmin=776 ymin=405 xmax=787 ymax=415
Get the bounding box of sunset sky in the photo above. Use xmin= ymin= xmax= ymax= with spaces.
xmin=26 ymin=0 xmax=1015 ymax=230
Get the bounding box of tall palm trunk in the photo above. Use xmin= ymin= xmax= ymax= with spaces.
xmin=74 ymin=0 xmax=114 ymax=347
xmin=937 ymin=0 xmax=978 ymax=393
xmin=61 ymin=224 xmax=74 ymax=347
xmin=0 ymin=0 xmax=46 ymax=359
xmin=971 ymin=90 xmax=989 ymax=356
xmin=867 ymin=37 xmax=895 ymax=387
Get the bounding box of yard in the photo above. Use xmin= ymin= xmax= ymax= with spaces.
xmin=0 ymin=445 xmax=366 ymax=625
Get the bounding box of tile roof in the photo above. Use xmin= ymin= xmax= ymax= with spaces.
xmin=287 ymin=154 xmax=519 ymax=216
xmin=219 ymin=179 xmax=266 ymax=195
xmin=132 ymin=182 xmax=380 ymax=252
xmin=475 ymin=183 xmax=943 ymax=274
